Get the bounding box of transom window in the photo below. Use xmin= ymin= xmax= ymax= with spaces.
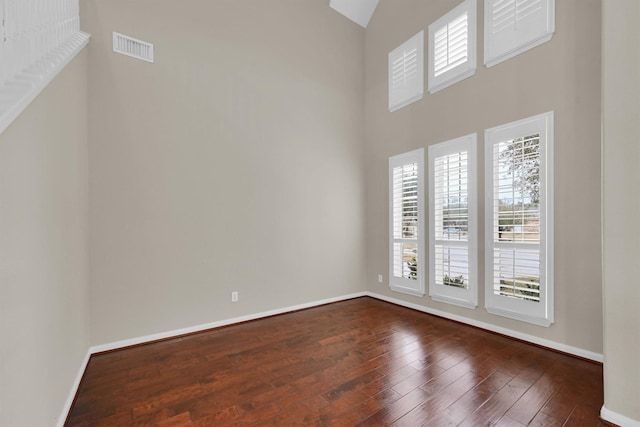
xmin=388 ymin=31 xmax=424 ymax=112
xmin=484 ymin=0 xmax=555 ymax=67
xmin=428 ymin=0 xmax=477 ymax=94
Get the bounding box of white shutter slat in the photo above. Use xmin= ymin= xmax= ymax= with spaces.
xmin=433 ymin=151 xmax=470 ymax=242
xmin=433 ymin=12 xmax=468 ymax=77
xmin=390 ymin=149 xmax=425 ymax=297
xmin=429 ymin=133 xmax=478 ymax=309
xmin=484 ymin=112 xmax=554 ymax=327
xmin=484 ymin=0 xmax=554 ymax=68
xmin=492 ymin=0 xmax=516 ymax=33
xmin=389 ymin=31 xmax=424 ymax=112
xmin=435 ymin=245 xmax=470 ymax=289
xmin=492 ymin=246 xmax=541 ymax=302
xmin=517 ymin=0 xmax=543 ymax=22
xmin=428 ymin=0 xmax=476 ymax=94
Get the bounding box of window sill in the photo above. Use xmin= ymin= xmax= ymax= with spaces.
xmin=486 ymin=306 xmax=553 ymax=327
xmin=390 ymin=284 xmax=425 ymax=298
xmin=430 ymin=294 xmax=477 ymax=310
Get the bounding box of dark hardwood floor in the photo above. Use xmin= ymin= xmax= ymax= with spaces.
xmin=66 ymin=297 xmax=605 ymax=426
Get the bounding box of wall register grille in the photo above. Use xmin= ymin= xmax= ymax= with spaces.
xmin=113 ymin=32 xmax=154 ymax=63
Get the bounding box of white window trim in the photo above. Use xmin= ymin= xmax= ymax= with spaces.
xmin=389 ymin=148 xmax=425 ymax=297
xmin=388 ymin=31 xmax=424 ymax=112
xmin=428 ymin=133 xmax=478 ymax=309
xmin=484 ymin=0 xmax=555 ymax=68
xmin=428 ymin=0 xmax=477 ymax=94
xmin=484 ymin=111 xmax=554 ymax=327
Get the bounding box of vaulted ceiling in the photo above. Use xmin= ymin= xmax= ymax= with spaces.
xmin=329 ymin=0 xmax=379 ymax=28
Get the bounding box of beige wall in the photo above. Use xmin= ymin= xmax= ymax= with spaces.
xmin=0 ymin=51 xmax=89 ymax=426
xmin=81 ymin=0 xmax=366 ymax=345
xmin=602 ymin=1 xmax=640 ymax=423
xmin=2 ymin=1 xmax=627 ymax=424
xmin=364 ymin=0 xmax=603 ymax=354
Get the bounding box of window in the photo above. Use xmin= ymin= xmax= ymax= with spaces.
xmin=485 ymin=112 xmax=554 ymax=326
xmin=0 ymin=0 xmax=90 ymax=135
xmin=389 ymin=149 xmax=425 ymax=297
xmin=428 ymin=0 xmax=477 ymax=94
xmin=484 ymin=0 xmax=555 ymax=67
xmin=428 ymin=134 xmax=478 ymax=308
xmin=389 ymin=31 xmax=424 ymax=112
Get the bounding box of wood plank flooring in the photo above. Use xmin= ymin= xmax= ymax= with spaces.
xmin=66 ymin=297 xmax=605 ymax=426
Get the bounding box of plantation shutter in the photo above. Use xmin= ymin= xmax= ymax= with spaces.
xmin=484 ymin=0 xmax=555 ymax=67
xmin=428 ymin=0 xmax=476 ymax=94
xmin=485 ymin=112 xmax=554 ymax=326
xmin=433 ymin=12 xmax=469 ymax=77
xmin=490 ymin=135 xmax=542 ymax=303
xmin=429 ymin=134 xmax=478 ymax=308
xmin=388 ymin=31 xmax=424 ymax=112
xmin=389 ymin=149 xmax=425 ymax=297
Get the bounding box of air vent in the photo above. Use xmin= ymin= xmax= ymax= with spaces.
xmin=112 ymin=32 xmax=154 ymax=63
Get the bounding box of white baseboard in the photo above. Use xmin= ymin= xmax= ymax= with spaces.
xmin=90 ymin=292 xmax=367 ymax=354
xmin=56 ymin=348 xmax=92 ymax=427
xmin=601 ymin=406 xmax=640 ymax=427
xmin=365 ymin=291 xmax=604 ymax=363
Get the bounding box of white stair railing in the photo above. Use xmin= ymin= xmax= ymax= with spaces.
xmin=0 ymin=0 xmax=89 ymax=135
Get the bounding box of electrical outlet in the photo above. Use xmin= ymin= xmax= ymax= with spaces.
xmin=377 ymin=274 xmax=383 ymax=283
xmin=231 ymin=291 xmax=238 ymax=302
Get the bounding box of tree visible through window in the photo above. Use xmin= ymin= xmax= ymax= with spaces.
xmin=495 ymin=134 xmax=541 ymax=302
xmin=485 ymin=112 xmax=553 ymax=326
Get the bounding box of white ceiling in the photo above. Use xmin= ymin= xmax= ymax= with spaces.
xmin=329 ymin=0 xmax=379 ymax=28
